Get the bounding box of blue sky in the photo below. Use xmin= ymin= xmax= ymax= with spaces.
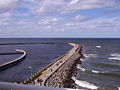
xmin=0 ymin=0 xmax=120 ymax=38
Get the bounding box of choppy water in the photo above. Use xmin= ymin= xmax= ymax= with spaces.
xmin=0 ymin=38 xmax=120 ymax=89
xmin=75 ymin=39 xmax=120 ymax=90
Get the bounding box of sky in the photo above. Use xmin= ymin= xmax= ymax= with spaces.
xmin=0 ymin=0 xmax=120 ymax=38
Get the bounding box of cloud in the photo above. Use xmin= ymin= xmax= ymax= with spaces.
xmin=38 ymin=17 xmax=61 ymax=26
xmin=61 ymin=16 xmax=120 ymax=32
xmin=0 ymin=0 xmax=120 ymax=38
xmin=27 ymin=0 xmax=118 ymax=15
xmin=0 ymin=0 xmax=18 ymax=13
xmin=0 ymin=22 xmax=8 ymax=26
xmin=72 ymin=15 xmax=86 ymax=21
xmin=29 ymin=0 xmax=65 ymax=15
xmin=61 ymin=0 xmax=118 ymax=14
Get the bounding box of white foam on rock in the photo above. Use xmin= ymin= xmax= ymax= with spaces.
xmin=76 ymin=64 xmax=86 ymax=71
xmin=80 ymin=58 xmax=86 ymax=62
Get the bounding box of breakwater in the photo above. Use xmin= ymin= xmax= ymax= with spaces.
xmin=21 ymin=43 xmax=83 ymax=88
xmin=0 ymin=42 xmax=55 ymax=45
xmin=45 ymin=43 xmax=82 ymax=88
xmin=0 ymin=49 xmax=26 ymax=71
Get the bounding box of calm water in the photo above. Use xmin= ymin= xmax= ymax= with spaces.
xmin=0 ymin=38 xmax=120 ymax=89
xmin=0 ymin=38 xmax=72 ymax=82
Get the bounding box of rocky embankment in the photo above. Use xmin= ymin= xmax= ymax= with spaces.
xmin=45 ymin=44 xmax=83 ymax=88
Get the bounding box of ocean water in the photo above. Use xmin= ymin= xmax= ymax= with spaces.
xmin=0 ymin=38 xmax=120 ymax=89
xmin=75 ymin=38 xmax=120 ymax=90
xmin=0 ymin=38 xmax=72 ymax=82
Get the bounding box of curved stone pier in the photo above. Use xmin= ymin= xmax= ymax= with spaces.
xmin=0 ymin=49 xmax=26 ymax=71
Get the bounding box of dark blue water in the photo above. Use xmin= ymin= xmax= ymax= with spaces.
xmin=0 ymin=39 xmax=72 ymax=82
xmin=0 ymin=38 xmax=120 ymax=89
xmin=76 ymin=39 xmax=120 ymax=89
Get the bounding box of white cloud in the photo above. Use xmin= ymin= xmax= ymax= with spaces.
xmin=27 ymin=0 xmax=118 ymax=15
xmin=29 ymin=0 xmax=65 ymax=15
xmin=0 ymin=0 xmax=120 ymax=37
xmin=69 ymin=0 xmax=79 ymax=5
xmin=61 ymin=0 xmax=117 ymax=14
xmin=0 ymin=22 xmax=8 ymax=26
xmin=73 ymin=15 xmax=85 ymax=21
xmin=38 ymin=17 xmax=60 ymax=25
xmin=0 ymin=0 xmax=18 ymax=13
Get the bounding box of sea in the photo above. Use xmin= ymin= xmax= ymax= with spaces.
xmin=0 ymin=38 xmax=120 ymax=90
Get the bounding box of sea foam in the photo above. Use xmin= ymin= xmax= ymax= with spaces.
xmin=71 ymin=77 xmax=98 ymax=89
xmin=77 ymin=64 xmax=86 ymax=71
xmin=96 ymin=46 xmax=102 ymax=48
xmin=109 ymin=53 xmax=120 ymax=61
xmin=110 ymin=53 xmax=120 ymax=57
xmin=108 ymin=57 xmax=120 ymax=61
xmin=84 ymin=53 xmax=97 ymax=58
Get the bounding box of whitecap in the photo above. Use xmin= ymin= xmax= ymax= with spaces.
xmin=71 ymin=76 xmax=76 ymax=81
xmin=76 ymin=64 xmax=86 ymax=71
xmin=84 ymin=53 xmax=97 ymax=58
xmin=109 ymin=53 xmax=120 ymax=61
xmin=76 ymin=64 xmax=101 ymax=74
xmin=80 ymin=58 xmax=86 ymax=62
xmin=96 ymin=46 xmax=102 ymax=48
xmin=91 ymin=70 xmax=100 ymax=74
xmin=110 ymin=53 xmax=120 ymax=57
xmin=75 ymin=80 xmax=98 ymax=89
xmin=71 ymin=77 xmax=98 ymax=89
xmin=108 ymin=57 xmax=120 ymax=61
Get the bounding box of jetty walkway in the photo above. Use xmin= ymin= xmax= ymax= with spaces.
xmin=21 ymin=43 xmax=82 ymax=88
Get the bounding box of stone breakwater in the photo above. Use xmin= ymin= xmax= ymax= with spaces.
xmin=21 ymin=43 xmax=83 ymax=88
xmin=45 ymin=43 xmax=83 ymax=88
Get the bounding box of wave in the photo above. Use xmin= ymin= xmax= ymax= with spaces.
xmin=96 ymin=46 xmax=102 ymax=48
xmin=84 ymin=53 xmax=97 ymax=58
xmin=108 ymin=57 xmax=120 ymax=61
xmin=109 ymin=53 xmax=120 ymax=61
xmin=71 ymin=77 xmax=98 ymax=89
xmin=80 ymin=58 xmax=86 ymax=62
xmin=76 ymin=64 xmax=86 ymax=71
xmin=90 ymin=61 xmax=120 ymax=69
xmin=77 ymin=65 xmax=120 ymax=77
xmin=110 ymin=53 xmax=120 ymax=57
xmin=77 ymin=64 xmax=99 ymax=73
xmin=91 ymin=70 xmax=100 ymax=74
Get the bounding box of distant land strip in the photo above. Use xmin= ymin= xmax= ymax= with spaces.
xmin=0 ymin=42 xmax=55 ymax=45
